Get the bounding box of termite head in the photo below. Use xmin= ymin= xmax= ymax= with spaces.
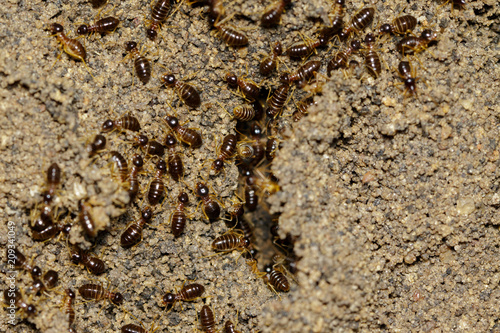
xmin=66 ymin=289 xmax=76 ymax=299
xmin=125 ymin=41 xmax=137 ymax=52
xmin=132 ymin=154 xmax=144 ymax=168
xmin=420 ymin=29 xmax=438 ymax=43
xmin=136 ymin=134 xmax=149 ymax=147
xmin=163 ymin=292 xmax=175 ymax=305
xmin=279 ymin=73 xmax=290 ymax=85
xmin=273 ymin=42 xmax=283 ymax=56
xmin=225 ymin=73 xmax=238 ymax=88
xmin=141 ymin=207 xmax=153 ymax=221
xmin=162 ymin=74 xmax=177 ymax=87
xmin=146 ymin=26 xmax=158 ymax=40
xmin=379 ymin=23 xmax=392 ymax=35
xmin=102 ymin=119 xmax=115 ymax=132
xmin=48 ymin=23 xmax=64 ymax=34
xmin=178 ymin=192 xmax=189 ymax=204
xmin=164 ymin=115 xmax=179 ymax=129
xmin=241 ymin=237 xmax=251 ymax=248
xmin=212 ymin=159 xmax=224 ymax=171
xmin=110 ymin=292 xmax=124 ymax=305
xmin=70 ymin=247 xmax=82 ymax=265
xmin=31 ymin=266 xmax=42 ymax=278
xmin=76 ymin=25 xmax=89 ymax=35
xmin=350 ymin=39 xmax=362 ymax=51
xmin=364 ymin=33 xmax=376 ymax=45
xmin=195 ymin=183 xmax=209 ymax=197
xmin=165 ymin=133 xmax=177 ymax=147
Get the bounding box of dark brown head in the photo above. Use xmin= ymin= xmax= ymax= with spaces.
xmin=162 ymin=74 xmax=176 ymax=86
xmin=350 ymin=39 xmax=362 ymax=51
xmin=76 ymin=24 xmax=89 ymax=35
xmin=102 ymin=119 xmax=115 ymax=132
xmin=405 ymin=78 xmax=417 ymax=95
xmin=225 ymin=73 xmax=238 ymax=88
xmin=379 ymin=23 xmax=392 ymax=34
xmin=164 ymin=115 xmax=179 ymax=129
xmin=453 ymin=0 xmax=466 ymax=9
xmin=142 ymin=207 xmax=153 ymax=221
xmin=92 ymin=134 xmax=106 ymax=150
xmin=178 ymin=192 xmax=189 ymax=204
xmin=125 ymin=41 xmax=137 ymax=52
xmin=110 ymin=292 xmax=124 ymax=305
xmin=165 ymin=133 xmax=177 ymax=147
xmin=364 ymin=33 xmax=376 ymax=45
xmin=241 ymin=237 xmax=251 ymax=248
xmin=156 ymin=159 xmax=167 ymax=173
xmin=26 ymin=304 xmax=37 ymax=316
xmin=279 ymin=73 xmax=290 ymax=85
xmin=132 ymin=154 xmax=144 ymax=168
xmin=67 ymin=289 xmax=76 ymax=299
xmin=62 ymin=223 xmax=72 ymax=235
xmin=250 ymin=123 xmax=262 ymax=137
xmin=47 ymin=163 xmax=61 ymax=184
xmin=136 ymin=134 xmax=149 ymax=147
xmin=195 ymin=182 xmax=209 ymax=197
xmin=336 ymin=0 xmax=345 ymax=4
xmin=273 ymin=41 xmax=283 ymax=56
xmin=70 ymin=247 xmax=82 ymax=264
xmin=212 ymin=159 xmax=224 ymax=171
xmin=49 ymin=23 xmax=64 ymax=34
xmin=146 ymin=26 xmax=158 ymax=40
xmin=163 ymin=292 xmax=176 ymax=305
xmin=420 ymin=29 xmax=438 ymax=42
xmin=31 ymin=266 xmax=42 ymax=278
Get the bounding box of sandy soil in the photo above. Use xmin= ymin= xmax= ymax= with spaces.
xmin=0 ymin=0 xmax=499 ymax=332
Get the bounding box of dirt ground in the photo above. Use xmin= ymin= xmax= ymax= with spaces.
xmin=1 ymin=0 xmax=499 ymax=332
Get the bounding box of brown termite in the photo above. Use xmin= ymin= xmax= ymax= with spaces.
xmin=128 ymin=154 xmax=144 ymax=201
xmin=45 ymin=162 xmax=61 ymax=198
xmin=89 ymin=0 xmax=106 ymax=8
xmin=79 ymin=200 xmax=97 ymax=238
xmin=260 ymin=41 xmax=283 ymax=76
xmin=211 ymin=231 xmax=250 ymax=253
xmin=109 ymin=151 xmax=129 ymax=184
xmin=210 ymin=15 xmax=248 ymax=47
xmin=78 ymin=283 xmax=124 ymax=305
xmin=61 ymin=289 xmax=76 ymax=327
xmin=266 ymin=82 xmax=290 ymax=119
xmin=261 ymin=0 xmax=292 ymax=28
xmin=30 ymin=221 xmax=63 ymax=242
xmin=224 ymin=320 xmax=241 ymax=333
xmin=233 ymin=104 xmax=257 ymax=121
xmin=211 ymin=134 xmax=237 ymax=172
xmin=396 ymin=29 xmax=439 ymax=55
xmin=338 ymin=6 xmax=375 ymax=41
xmin=293 ymin=95 xmax=317 ymax=122
xmin=162 ymin=283 xmax=205 ymax=307
xmin=195 ymin=182 xmax=221 ymax=221
xmin=248 ymin=123 xmax=265 ymax=165
xmin=226 ymin=73 xmax=260 ymax=101
xmin=121 ymin=206 xmax=153 ymax=247
xmin=164 ymin=115 xmax=203 ymax=148
xmin=124 ymin=41 xmax=152 ymax=84
xmin=77 ymin=17 xmax=120 ymax=36
xmin=134 ymin=134 xmax=165 ymax=157
xmin=29 ymin=270 xmax=58 ymax=295
xmin=362 ymin=33 xmax=382 ymax=78
xmin=121 ymin=322 xmax=160 ymax=333
xmin=379 ymin=15 xmax=417 ymax=35
xmin=265 ymin=137 xmax=280 ymax=161
xmin=317 ymin=0 xmax=346 ymax=46
xmin=146 ymin=0 xmax=172 ymax=40
xmin=3 ymin=288 xmax=36 ymax=317
xmin=148 ymin=160 xmax=167 ymax=206
xmin=286 ymin=34 xmax=322 ymax=59
xmin=161 ymin=74 xmax=201 ymax=108
xmin=237 ymin=142 xmax=254 ymax=160
xmin=396 ymin=60 xmax=419 ymax=97
xmin=47 ymin=23 xmax=90 ymax=73
xmin=264 ymin=266 xmax=290 ymax=292
xmin=199 ymin=305 xmax=217 ymax=333
xmin=87 ymin=134 xmax=107 ymax=158
xmin=102 ymin=114 xmax=141 ymax=133
xmin=8 ymin=249 xmax=42 ymax=278
xmin=69 ymin=244 xmax=106 ymax=275
xmin=327 ymin=39 xmax=361 ymax=76
xmin=170 ymin=192 xmax=190 ymax=237
xmin=283 ymin=60 xmax=321 ymax=86
xmin=164 ymin=134 xmax=184 ymax=181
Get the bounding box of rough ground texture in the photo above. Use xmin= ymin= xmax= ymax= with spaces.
xmin=0 ymin=0 xmax=499 ymax=332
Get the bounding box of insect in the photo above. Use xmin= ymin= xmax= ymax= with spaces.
xmin=3 ymin=288 xmax=36 ymax=317
xmin=211 ymin=134 xmax=237 ymax=172
xmin=266 ymin=83 xmax=290 ymax=119
xmin=61 ymin=289 xmax=76 ymax=327
xmin=109 ymin=151 xmax=129 ymax=184
xmin=45 ymin=163 xmax=61 ymax=198
xmin=69 ymin=245 xmax=106 ymax=275
xmin=195 ymin=182 xmax=221 ymax=221
xmin=248 ymin=123 xmax=265 ymax=166
xmin=162 ymin=283 xmax=205 ymax=307
xmin=362 ymin=33 xmax=382 ymax=78
xmin=244 ymin=184 xmax=258 ymax=212
xmin=121 ymin=206 xmax=154 ymax=247
xmin=378 ymin=15 xmax=417 ymax=35
xmin=78 ymin=283 xmax=124 ymax=305
xmin=76 ymin=17 xmax=120 ymax=36
xmin=79 ymin=200 xmax=97 ymax=238
xmin=327 ymin=39 xmax=361 ymax=76
xmin=124 ymin=41 xmax=152 ymax=84
xmin=236 ymin=142 xmax=254 ymax=160
xmin=128 ymin=154 xmax=144 ymax=201
xmin=232 ymin=104 xmax=257 ymax=121
xmin=164 ymin=115 xmax=203 ymax=148
xmin=30 ymin=220 xmax=62 ymax=241
xmin=226 ymin=73 xmax=260 ymax=101
xmin=148 ymin=160 xmax=167 ymax=206
xmin=211 ymin=231 xmax=250 ymax=254
xmin=102 ymin=114 xmax=141 ymax=133
xmin=264 ymin=266 xmax=290 ymax=292
xmin=210 ymin=16 xmax=248 ymax=47
xmin=261 ymin=0 xmax=292 ymax=28
xmin=161 ymin=74 xmax=201 ymax=108
xmin=293 ymin=96 xmax=317 ymax=122
xmin=164 ymin=134 xmax=184 ymax=181
xmin=9 ymin=249 xmax=41 ymax=278
xmin=286 ymin=35 xmax=322 ymax=59
xmin=396 ymin=29 xmax=439 ymax=55
xmin=146 ymin=0 xmax=172 ymax=40
xmin=89 ymin=0 xmax=106 ymax=8
xmin=260 ymin=42 xmax=283 ymax=76
xmin=29 ymin=270 xmax=58 ymax=295
xmin=283 ymin=60 xmax=321 ymax=86
xmin=338 ymin=7 xmax=375 ymax=41
xmin=134 ymin=134 xmax=165 ymax=157
xmin=170 ymin=192 xmax=190 ymax=237
xmin=199 ymin=305 xmax=217 ymax=333
xmin=265 ymin=137 xmax=280 ymax=161
xmin=326 ymin=0 xmax=345 ymax=31
xmin=47 ymin=23 xmax=90 ymax=73
xmin=396 ymin=60 xmax=419 ymax=97
xmin=246 ymin=258 xmax=266 ymax=278
xmin=224 ymin=320 xmax=241 ymax=333
xmin=87 ymin=134 xmax=107 ymax=158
